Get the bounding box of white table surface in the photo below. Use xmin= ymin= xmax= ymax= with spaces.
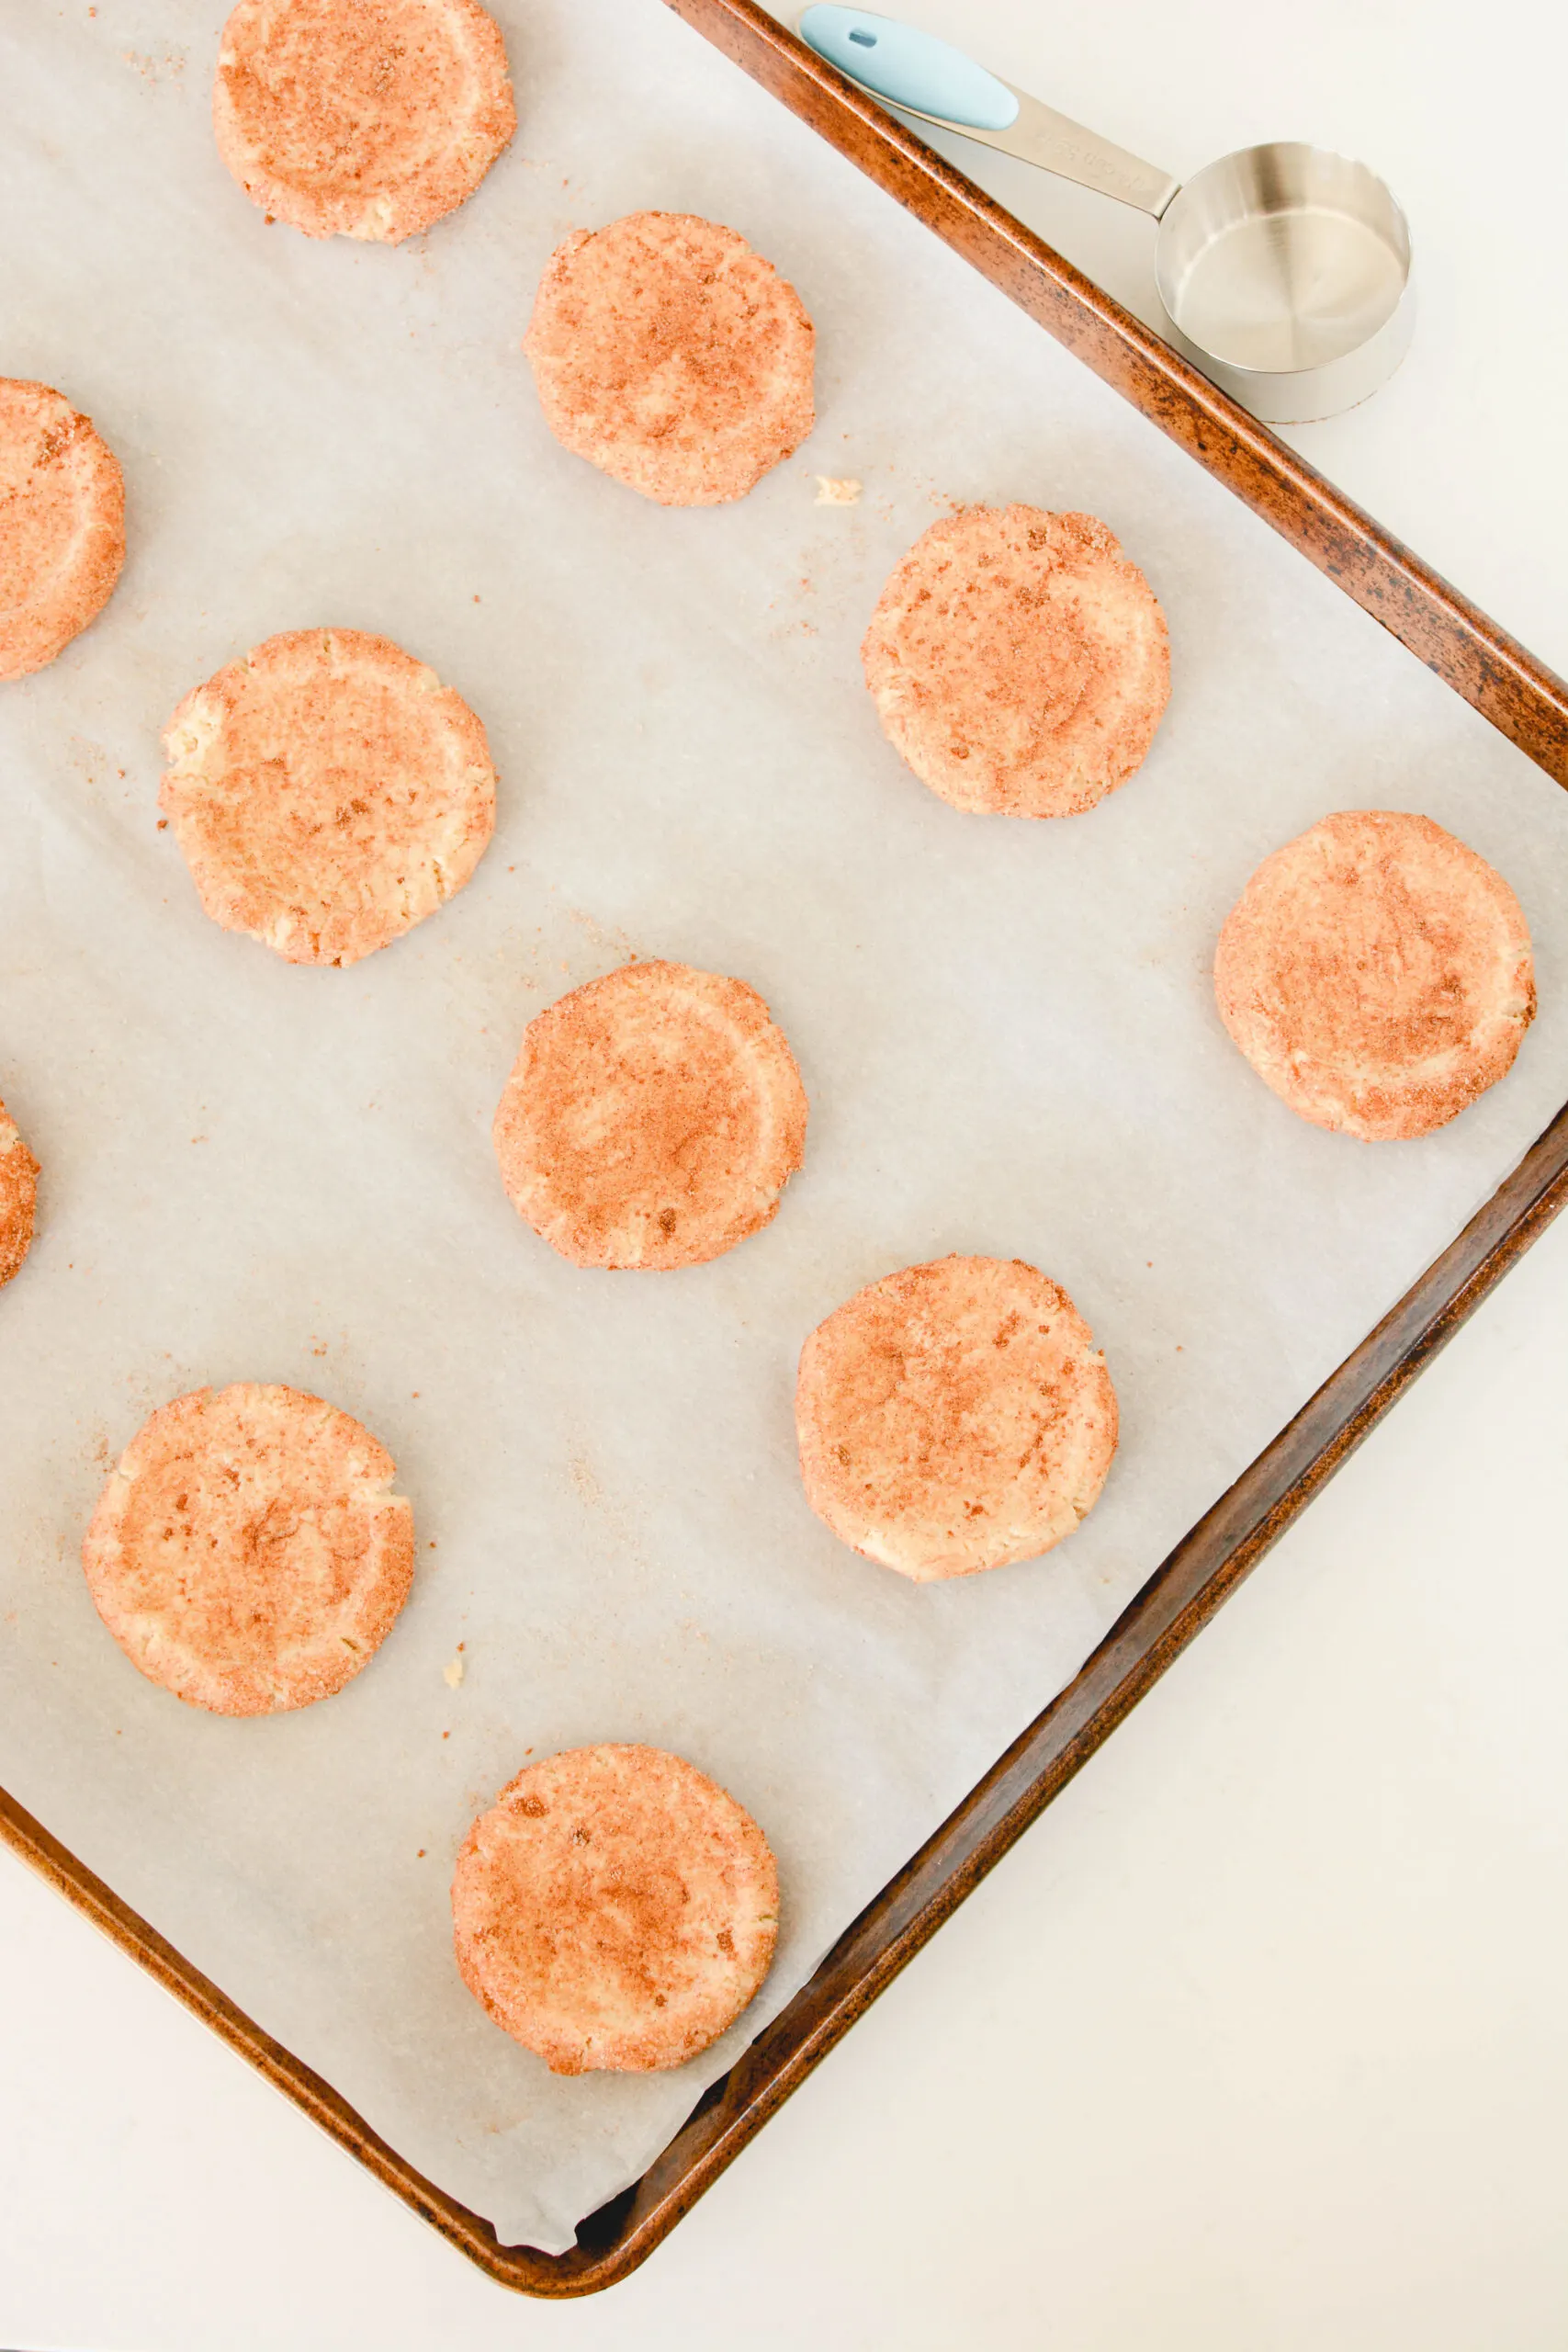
xmin=4 ymin=0 xmax=1566 ymax=2344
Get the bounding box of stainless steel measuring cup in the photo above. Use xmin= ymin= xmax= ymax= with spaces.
xmin=798 ymin=6 xmax=1415 ymax=423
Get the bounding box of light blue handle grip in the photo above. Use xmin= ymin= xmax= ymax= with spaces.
xmin=797 ymin=6 xmax=1020 ymax=132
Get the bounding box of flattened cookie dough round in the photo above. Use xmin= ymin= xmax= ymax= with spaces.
xmin=1214 ymin=809 xmax=1535 ymax=1141
xmin=83 ymin=1384 xmax=414 ymax=1715
xmin=493 ymin=959 xmax=808 ymax=1270
xmin=160 ymin=628 xmax=497 ymax=967
xmin=0 ymin=1098 xmax=39 ymax=1289
xmin=862 ymin=504 xmax=1169 ymax=818
xmin=452 ymin=1744 xmax=779 ymax=2075
xmin=0 ymin=379 xmax=125 ymax=683
xmin=796 ymin=1255 xmax=1118 ymax=1582
xmin=213 ymin=0 xmax=515 ymax=243
xmin=524 ymin=211 xmax=815 ymax=505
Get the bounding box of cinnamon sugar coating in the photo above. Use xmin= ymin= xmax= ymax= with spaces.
xmin=0 ymin=1098 xmax=39 ymax=1290
xmin=452 ymin=1744 xmax=779 ymax=2075
xmin=862 ymin=504 xmax=1169 ymax=817
xmin=492 ymin=960 xmax=808 ymax=1270
xmin=82 ymin=1384 xmax=415 ymax=1715
xmin=214 ymin=0 xmax=515 ymax=243
xmin=796 ymin=1255 xmax=1118 ymax=1582
xmin=1215 ymin=809 xmax=1535 ymax=1141
xmin=160 ymin=628 xmax=496 ymax=967
xmin=0 ymin=379 xmax=125 ymax=682
xmin=523 ymin=211 xmax=816 ymax=505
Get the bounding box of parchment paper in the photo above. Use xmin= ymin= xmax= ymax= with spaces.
xmin=3 ymin=0 xmax=1567 ymax=2256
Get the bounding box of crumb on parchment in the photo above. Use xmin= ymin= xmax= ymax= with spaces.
xmin=444 ymin=1655 xmax=465 ymax=1689
xmin=814 ymin=476 xmax=862 ymax=506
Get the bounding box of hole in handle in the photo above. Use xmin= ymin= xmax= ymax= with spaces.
xmin=848 ymin=26 xmax=877 ymax=43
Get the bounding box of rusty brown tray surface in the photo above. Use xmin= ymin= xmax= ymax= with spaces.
xmin=8 ymin=0 xmax=1568 ymax=2298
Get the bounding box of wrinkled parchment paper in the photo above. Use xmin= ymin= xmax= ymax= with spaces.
xmin=4 ymin=0 xmax=1568 ymax=2256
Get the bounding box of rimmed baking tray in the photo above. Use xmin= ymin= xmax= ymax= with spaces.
xmin=6 ymin=0 xmax=1568 ymax=2296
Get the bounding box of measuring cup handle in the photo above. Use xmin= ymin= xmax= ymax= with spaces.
xmin=796 ymin=7 xmax=1179 ymax=218
xmin=797 ymin=4 xmax=1021 ymax=129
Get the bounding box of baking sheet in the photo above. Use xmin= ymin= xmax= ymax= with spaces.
xmin=4 ymin=0 xmax=1568 ymax=2257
